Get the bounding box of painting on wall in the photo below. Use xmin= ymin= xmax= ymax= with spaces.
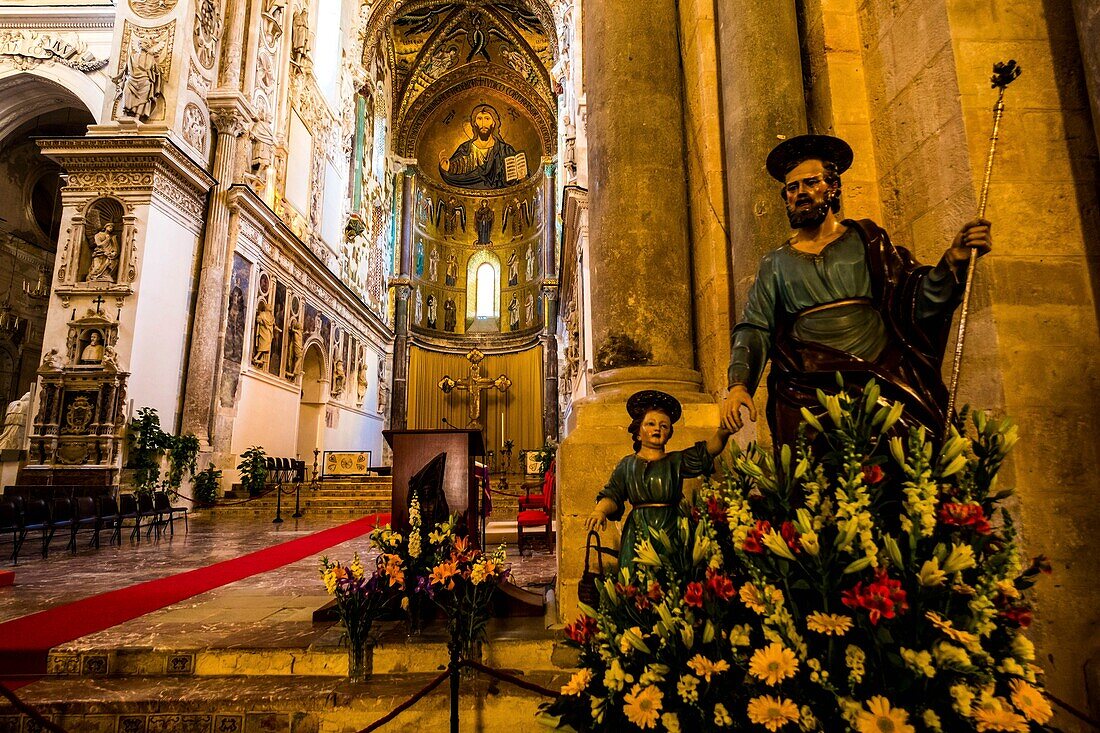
xmin=269 ymin=280 xmax=287 ymax=376
xmin=220 ymin=253 xmax=251 ymax=407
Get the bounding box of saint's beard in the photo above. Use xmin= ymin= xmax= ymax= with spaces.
xmin=786 ymin=193 xmax=835 ymax=229
xmin=476 ymin=126 xmax=493 ymax=141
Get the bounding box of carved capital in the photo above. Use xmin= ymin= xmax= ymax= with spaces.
xmin=207 ymin=91 xmax=256 ymax=137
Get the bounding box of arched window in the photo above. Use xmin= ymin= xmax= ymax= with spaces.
xmin=475 ymin=262 xmax=496 ymax=317
xmin=314 ymin=0 xmax=342 ymax=105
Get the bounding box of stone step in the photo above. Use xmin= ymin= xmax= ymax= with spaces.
xmin=0 ymin=670 xmax=569 ymax=732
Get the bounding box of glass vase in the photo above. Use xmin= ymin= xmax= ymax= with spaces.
xmin=347 ymin=638 xmax=370 ymax=683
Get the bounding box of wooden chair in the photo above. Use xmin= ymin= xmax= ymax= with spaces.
xmin=15 ymin=498 xmax=51 ymax=562
xmin=516 ymin=468 xmax=555 ymax=557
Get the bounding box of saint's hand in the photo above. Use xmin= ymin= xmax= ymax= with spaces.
xmin=438 ymin=150 xmax=450 ymax=171
xmin=721 ymin=384 xmax=757 ymax=433
xmin=584 ymin=511 xmax=607 ymax=532
xmin=946 ymin=218 xmax=992 ymax=271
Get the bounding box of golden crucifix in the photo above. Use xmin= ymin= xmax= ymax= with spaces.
xmin=438 ymin=349 xmax=512 ymax=429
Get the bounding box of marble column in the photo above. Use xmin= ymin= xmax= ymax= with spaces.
xmin=557 ymin=0 xmax=716 ymax=623
xmin=180 ymin=95 xmax=253 ymax=448
xmin=715 ymin=0 xmax=806 ymax=304
xmin=389 ymin=166 xmax=416 ymax=431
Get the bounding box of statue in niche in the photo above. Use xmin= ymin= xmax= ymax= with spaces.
xmin=331 ymin=358 xmax=346 ymax=397
xmin=437 ymin=197 xmax=466 ymax=241
xmin=79 ymin=331 xmax=105 ymax=364
xmin=377 ymin=360 xmax=389 ymax=416
xmin=291 ymin=7 xmax=311 ymax=64
xmin=437 ymin=104 xmax=523 ymax=190
xmin=503 ymin=197 xmax=529 ymax=240
xmin=507 ymin=250 xmax=519 ymax=286
xmin=86 ymin=223 xmax=121 ymax=282
xmin=507 ymin=293 xmax=519 ymax=331
xmin=113 ymin=36 xmax=163 ymax=120
xmin=443 ymin=298 xmax=457 ymax=332
xmin=356 ymin=352 xmax=368 ymax=405
xmin=426 ymin=293 xmax=437 ymax=329
xmin=286 ymin=317 xmax=303 ymax=376
xmin=475 ymin=199 xmax=494 ymax=245
xmin=0 ymin=391 xmax=30 ymax=452
xmin=445 ymin=253 xmax=458 ymax=286
xmin=415 ymin=240 xmax=425 ymax=276
xmin=525 ymin=292 xmax=535 ymax=326
xmin=428 ymin=246 xmax=439 ymax=281
xmin=525 ymin=243 xmax=537 ymax=280
xmin=251 ymin=299 xmax=275 ymax=369
xmin=415 ymin=286 xmax=423 ymax=325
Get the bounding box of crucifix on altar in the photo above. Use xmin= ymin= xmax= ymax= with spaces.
xmin=437 ymin=348 xmax=511 ymax=429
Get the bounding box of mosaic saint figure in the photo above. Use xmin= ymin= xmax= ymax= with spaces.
xmin=586 ymin=391 xmax=731 ymax=571
xmin=445 ymin=253 xmax=459 ymax=286
xmin=444 ymin=298 xmax=457 ymax=332
xmin=475 ymin=199 xmax=494 ymax=245
xmin=721 ymin=135 xmax=992 ymax=447
xmin=507 ymin=292 xmax=519 ymax=330
xmin=428 ymin=246 xmax=439 ymax=281
xmin=525 ymin=243 xmax=536 ymax=280
xmin=438 ymin=104 xmax=518 ymax=189
xmin=524 ymin=292 xmax=535 ymax=326
xmin=415 ymin=240 xmax=424 ymax=276
xmin=507 ymin=250 xmax=519 ymax=286
xmin=426 ymin=293 xmax=437 ymax=329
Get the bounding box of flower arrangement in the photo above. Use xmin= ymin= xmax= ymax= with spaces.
xmin=319 ymin=551 xmax=405 ymax=681
xmin=542 ymin=379 xmax=1056 ymax=732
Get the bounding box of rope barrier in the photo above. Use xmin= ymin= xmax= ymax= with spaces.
xmin=459 ymin=659 xmax=558 ymax=697
xmin=0 ymin=683 xmax=68 ymax=733
xmin=356 ymin=668 xmax=450 ymax=733
xmin=1048 ymin=691 xmax=1100 ymax=728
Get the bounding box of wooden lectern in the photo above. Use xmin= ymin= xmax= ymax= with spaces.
xmin=384 ymin=429 xmax=485 ymax=544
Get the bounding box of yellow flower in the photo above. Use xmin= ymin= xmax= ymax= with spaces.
xmin=798 ymin=531 xmax=820 ymax=556
xmin=729 ymin=624 xmax=752 ymax=647
xmin=740 ymin=583 xmax=781 ymax=614
xmin=932 ymin=642 xmax=971 ymax=669
xmin=918 ymin=558 xmax=946 ymax=587
xmin=972 ymin=699 xmax=1029 ymax=732
xmin=604 ymin=658 xmax=633 ymax=692
xmin=349 ymin=553 xmax=365 ymax=580
xmin=950 ymin=684 xmax=975 ymax=716
xmin=762 ymin=529 xmax=797 ymax=561
xmin=805 ymin=612 xmax=852 ymax=636
xmin=922 ymin=709 xmax=942 ymax=731
xmin=900 ymin=648 xmax=935 ymax=678
xmin=686 ymin=655 xmax=730 ymax=683
xmin=855 ymin=696 xmax=915 ymax=733
xmin=1009 ymin=680 xmax=1052 ymax=724
xmin=746 ymin=695 xmax=800 ymax=731
xmin=942 ymin=543 xmax=977 ymax=574
xmin=676 ymin=674 xmax=699 ymax=703
xmin=560 ymin=668 xmax=592 ymax=696
xmin=1011 ymin=634 xmax=1036 ymax=663
xmin=660 ymin=712 xmax=681 ymax=733
xmin=322 ymin=569 xmax=337 ymax=595
xmin=748 ymin=643 xmax=799 ymax=686
xmin=713 ymin=702 xmax=732 ymax=727
xmin=925 ymin=611 xmax=981 ymax=651
xmin=845 ymin=645 xmax=866 ymax=685
xmin=623 ymin=684 xmax=663 ymax=729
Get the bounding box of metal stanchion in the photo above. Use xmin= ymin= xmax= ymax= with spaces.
xmin=273 ymin=482 xmax=284 ymax=524
xmin=292 ymin=480 xmax=303 ymax=518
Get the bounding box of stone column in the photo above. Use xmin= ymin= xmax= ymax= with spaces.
xmin=715 ymin=0 xmax=806 ymax=304
xmin=180 ymin=94 xmax=253 ymax=448
xmin=542 ymin=286 xmax=560 ymax=442
xmin=1071 ymin=1 xmax=1100 ymax=157
xmin=556 ymin=0 xmax=717 ymax=623
xmin=389 ymin=166 xmax=417 ymax=431
xmin=541 ymin=159 xmax=557 ymax=276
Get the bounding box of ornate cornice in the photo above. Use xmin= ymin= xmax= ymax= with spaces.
xmin=0 ymin=9 xmax=114 ymax=32
xmin=228 ymin=185 xmax=395 ymax=345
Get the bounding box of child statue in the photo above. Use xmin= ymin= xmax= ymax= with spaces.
xmin=585 ymin=390 xmax=731 ymax=572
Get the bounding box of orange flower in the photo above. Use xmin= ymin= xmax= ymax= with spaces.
xmin=431 ymin=560 xmax=457 ymax=590
xmin=452 ymin=536 xmax=471 ymax=556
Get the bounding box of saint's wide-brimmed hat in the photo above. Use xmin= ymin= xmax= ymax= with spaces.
xmin=765 ymin=134 xmax=854 ymax=181
xmin=626 ymin=390 xmax=682 ymax=424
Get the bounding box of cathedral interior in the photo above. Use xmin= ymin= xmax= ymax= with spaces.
xmin=0 ymin=0 xmax=1098 ymax=730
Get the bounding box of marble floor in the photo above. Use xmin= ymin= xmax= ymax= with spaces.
xmin=0 ymin=514 xmax=558 ymax=629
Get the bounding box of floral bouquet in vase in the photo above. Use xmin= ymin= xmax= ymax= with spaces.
xmin=319 ymin=552 xmax=405 ymax=682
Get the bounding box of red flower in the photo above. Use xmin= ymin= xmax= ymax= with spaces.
xmin=780 ymin=521 xmax=801 ymax=554
xmin=939 ymin=503 xmax=992 ymax=535
xmin=742 ymin=520 xmax=772 ymax=554
xmin=684 ymin=581 xmax=705 ymax=608
xmin=841 ymin=568 xmax=908 ymax=625
xmin=705 ymin=569 xmax=736 ymax=601
xmin=862 ymin=464 xmax=885 ymax=484
xmin=706 ymin=497 xmax=726 ymax=525
xmin=1000 ymin=605 xmax=1033 ymax=628
xmin=647 ymin=581 xmax=664 ymax=602
xmin=615 ymin=582 xmax=638 ymax=600
xmin=565 ymin=615 xmax=598 ymax=644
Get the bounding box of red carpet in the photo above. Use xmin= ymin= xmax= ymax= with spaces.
xmin=0 ymin=513 xmax=387 ymax=687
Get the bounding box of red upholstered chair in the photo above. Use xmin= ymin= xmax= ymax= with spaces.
xmin=519 ymin=460 xmax=554 ymax=512
xmin=517 ymin=465 xmax=554 ymax=557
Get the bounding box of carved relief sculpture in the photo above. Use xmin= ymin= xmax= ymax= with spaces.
xmin=0 ymin=30 xmax=107 ymax=72
xmin=261 ymin=0 xmax=286 ymax=46
xmin=193 ymin=0 xmax=222 ymax=69
xmin=129 ymin=0 xmax=179 ymax=18
xmin=0 ymin=391 xmax=31 ymax=452
xmin=286 ymin=317 xmax=303 ymax=376
xmin=114 ymin=35 xmax=164 ymax=120
xmin=331 ymin=358 xmax=346 ymax=397
xmin=252 ymin=299 xmax=275 ymax=368
xmin=182 ymin=103 xmax=208 ymax=153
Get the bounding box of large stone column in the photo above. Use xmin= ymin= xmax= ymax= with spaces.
xmin=1071 ymin=1 xmax=1100 ymax=157
xmin=180 ymin=94 xmax=253 ymax=449
xmin=556 ymin=0 xmax=716 ymax=623
xmin=389 ymin=165 xmax=416 ymax=431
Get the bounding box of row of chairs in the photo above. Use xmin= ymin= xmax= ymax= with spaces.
xmin=0 ymin=491 xmax=188 ymax=564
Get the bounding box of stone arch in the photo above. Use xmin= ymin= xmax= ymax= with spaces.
xmin=0 ymin=67 xmax=102 ymax=143
xmin=297 ymin=340 xmax=329 ymax=460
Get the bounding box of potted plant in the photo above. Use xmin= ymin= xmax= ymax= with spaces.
xmin=127 ymin=407 xmax=170 ymax=496
xmin=165 ymin=432 xmax=200 ymax=494
xmin=192 ymin=463 xmax=221 ymax=506
xmin=237 ymin=446 xmax=268 ymax=497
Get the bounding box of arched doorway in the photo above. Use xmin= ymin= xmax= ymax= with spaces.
xmin=297 ymin=342 xmax=329 ymax=461
xmin=0 ymin=72 xmax=96 ymax=405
